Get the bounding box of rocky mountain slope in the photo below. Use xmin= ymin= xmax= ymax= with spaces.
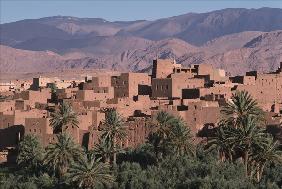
xmin=0 ymin=8 xmax=282 ymax=76
xmin=0 ymin=45 xmax=64 ymax=73
xmin=2 ymin=8 xmax=282 ymax=49
xmin=1 ymin=30 xmax=281 ymax=76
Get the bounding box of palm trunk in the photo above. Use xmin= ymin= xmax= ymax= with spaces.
xmin=256 ymin=164 xmax=260 ymax=182
xmin=113 ymin=135 xmax=117 ymax=165
xmin=219 ymin=151 xmax=225 ymax=162
xmin=105 ymin=156 xmax=110 ymax=164
xmin=244 ymin=151 xmax=249 ymax=178
xmin=258 ymin=163 xmax=266 ymax=182
xmin=228 ymin=151 xmax=233 ymax=162
xmin=58 ymin=165 xmax=66 ymax=183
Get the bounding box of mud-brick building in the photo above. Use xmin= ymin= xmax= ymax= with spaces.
xmin=153 ymin=100 xmax=221 ymax=135
xmin=152 ymin=75 xmax=204 ymax=99
xmin=111 ymin=73 xmax=151 ymax=98
xmin=14 ymin=88 xmax=51 ymax=106
xmin=82 ymin=75 xmax=112 ymax=89
xmin=235 ymin=63 xmax=282 ymax=112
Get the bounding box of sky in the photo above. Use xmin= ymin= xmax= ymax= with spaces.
xmin=1 ymin=0 xmax=282 ymax=24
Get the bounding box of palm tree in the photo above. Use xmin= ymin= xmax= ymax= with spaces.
xmin=101 ymin=109 xmax=127 ymax=165
xmin=251 ymin=136 xmax=282 ymax=182
xmin=233 ymin=115 xmax=266 ymax=177
xmin=17 ymin=134 xmax=44 ymax=173
xmin=148 ymin=111 xmax=178 ymax=159
xmin=206 ymin=121 xmax=236 ymax=162
xmin=221 ymin=90 xmax=264 ymax=127
xmin=50 ymin=101 xmax=79 ymax=133
xmin=212 ymin=116 xmax=266 ymax=176
xmin=44 ymin=133 xmax=82 ymax=180
xmin=92 ymin=138 xmax=113 ymax=163
xmin=169 ymin=118 xmax=195 ymax=157
xmin=153 ymin=111 xmax=178 ymax=141
xmin=66 ymin=154 xmax=114 ymax=189
xmin=48 ymin=83 xmax=58 ymax=103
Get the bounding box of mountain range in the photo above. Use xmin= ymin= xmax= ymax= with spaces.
xmin=1 ymin=7 xmax=282 ymax=76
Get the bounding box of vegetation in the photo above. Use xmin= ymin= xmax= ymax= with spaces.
xmin=50 ymin=102 xmax=79 ymax=133
xmin=48 ymin=83 xmax=58 ymax=103
xmin=44 ymin=133 xmax=82 ymax=180
xmin=17 ymin=134 xmax=44 ymax=174
xmin=147 ymin=111 xmax=195 ymax=160
xmin=0 ymin=91 xmax=281 ymax=188
xmin=207 ymin=91 xmax=282 ymax=182
xmin=100 ymin=109 xmax=127 ymax=165
xmin=66 ymin=155 xmax=114 ymax=189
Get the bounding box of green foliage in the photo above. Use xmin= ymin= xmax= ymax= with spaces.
xmin=117 ymin=144 xmax=157 ymax=167
xmin=207 ymin=91 xmax=282 ymax=182
xmin=44 ymin=133 xmax=82 ymax=179
xmin=17 ymin=134 xmax=44 ymax=174
xmin=221 ymin=90 xmax=264 ymax=126
xmin=48 ymin=83 xmax=58 ymax=94
xmin=101 ymin=109 xmax=127 ymax=165
xmin=66 ymin=154 xmax=114 ymax=189
xmin=259 ymin=163 xmax=282 ymax=188
xmin=0 ymin=174 xmax=37 ymax=189
xmin=113 ymin=154 xmax=257 ymax=189
xmin=1 ymin=98 xmax=281 ymax=188
xmin=148 ymin=111 xmax=195 ymax=160
xmin=50 ymin=102 xmax=79 ymax=133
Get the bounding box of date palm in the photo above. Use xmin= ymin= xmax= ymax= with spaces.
xmin=48 ymin=83 xmax=58 ymax=103
xmin=17 ymin=134 xmax=44 ymax=173
xmin=233 ymin=115 xmax=266 ymax=177
xmin=101 ymin=109 xmax=127 ymax=165
xmin=153 ymin=111 xmax=178 ymax=140
xmin=44 ymin=133 xmax=82 ymax=180
xmin=251 ymin=136 xmax=282 ymax=182
xmin=66 ymin=154 xmax=114 ymax=189
xmin=148 ymin=111 xmax=178 ymax=159
xmin=50 ymin=101 xmax=79 ymax=133
xmin=206 ymin=121 xmax=236 ymax=162
xmin=92 ymin=138 xmax=113 ymax=163
xmin=169 ymin=118 xmax=195 ymax=157
xmin=221 ymin=90 xmax=264 ymax=127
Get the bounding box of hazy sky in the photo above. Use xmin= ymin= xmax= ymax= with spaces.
xmin=1 ymin=0 xmax=282 ymax=23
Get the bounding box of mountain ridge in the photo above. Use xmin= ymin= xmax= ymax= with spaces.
xmin=0 ymin=8 xmax=282 ymax=76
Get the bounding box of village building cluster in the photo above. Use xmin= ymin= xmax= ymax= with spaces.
xmin=0 ymin=59 xmax=282 ymax=162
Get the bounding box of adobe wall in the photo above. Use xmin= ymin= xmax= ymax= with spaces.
xmin=112 ymin=73 xmax=151 ymax=98
xmin=25 ymin=117 xmax=52 ymax=146
xmin=151 ymin=78 xmax=172 ymax=98
xmin=152 ymin=59 xmax=175 ymax=78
